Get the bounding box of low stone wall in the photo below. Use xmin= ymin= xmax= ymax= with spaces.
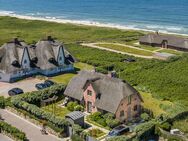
xmin=6 ymin=107 xmax=60 ymax=137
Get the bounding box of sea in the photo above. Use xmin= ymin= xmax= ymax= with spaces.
xmin=0 ymin=0 xmax=188 ymax=35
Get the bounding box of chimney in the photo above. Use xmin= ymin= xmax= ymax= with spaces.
xmin=47 ymin=36 xmax=53 ymax=41
xmin=107 ymin=71 xmax=117 ymax=78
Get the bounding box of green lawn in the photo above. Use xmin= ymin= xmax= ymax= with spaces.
xmin=96 ymin=43 xmax=153 ymax=56
xmin=42 ymin=101 xmax=70 ymax=118
xmin=50 ymin=62 xmax=93 ymax=84
xmin=127 ymin=41 xmax=160 ymax=51
xmin=158 ymin=48 xmax=183 ymax=55
xmin=172 ymin=115 xmax=188 ymax=136
xmin=88 ymin=128 xmax=106 ymax=138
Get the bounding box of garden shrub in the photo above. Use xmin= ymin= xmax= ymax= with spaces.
xmin=71 ymin=134 xmax=84 ymax=141
xmin=141 ymin=113 xmax=150 ymax=121
xmin=74 ymin=105 xmax=84 ymax=111
xmin=0 ymin=121 xmax=27 ymax=141
xmin=72 ymin=124 xmax=84 ymax=135
xmin=0 ymin=96 xmax=5 ymax=108
xmin=67 ymin=101 xmax=78 ymax=111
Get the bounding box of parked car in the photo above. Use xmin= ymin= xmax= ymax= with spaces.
xmin=107 ymin=125 xmax=129 ymax=138
xmin=44 ymin=80 xmax=55 ymax=87
xmin=123 ymin=58 xmax=136 ymax=62
xmin=35 ymin=83 xmax=48 ymax=90
xmin=8 ymin=88 xmax=24 ymax=96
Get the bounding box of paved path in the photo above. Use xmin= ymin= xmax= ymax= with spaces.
xmin=0 ymin=134 xmax=13 ymax=141
xmin=0 ymin=109 xmax=64 ymax=141
xmin=81 ymin=43 xmax=154 ymax=59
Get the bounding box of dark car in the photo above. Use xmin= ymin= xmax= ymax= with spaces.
xmin=35 ymin=83 xmax=48 ymax=90
xmin=123 ymin=58 xmax=136 ymax=62
xmin=44 ymin=80 xmax=55 ymax=87
xmin=107 ymin=125 xmax=129 ymax=137
xmin=8 ymin=88 xmax=24 ymax=96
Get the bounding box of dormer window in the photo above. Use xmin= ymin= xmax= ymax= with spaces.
xmin=87 ymin=90 xmax=92 ymax=96
xmin=24 ymin=60 xmax=27 ymax=64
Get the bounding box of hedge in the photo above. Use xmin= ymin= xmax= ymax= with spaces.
xmin=0 ymin=96 xmax=5 ymax=109
xmin=11 ymin=84 xmax=69 ymax=132
xmin=0 ymin=121 xmax=27 ymax=141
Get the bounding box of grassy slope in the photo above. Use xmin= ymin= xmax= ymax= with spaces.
xmin=1 ymin=16 xmax=188 ymax=116
xmin=67 ymin=44 xmax=188 ymax=114
xmin=0 ymin=16 xmax=143 ymax=45
xmin=96 ymin=43 xmax=153 ymax=56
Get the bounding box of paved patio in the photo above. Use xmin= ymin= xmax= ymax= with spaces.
xmin=0 ymin=78 xmax=44 ymax=97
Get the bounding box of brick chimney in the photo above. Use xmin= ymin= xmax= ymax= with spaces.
xmin=107 ymin=71 xmax=117 ymax=78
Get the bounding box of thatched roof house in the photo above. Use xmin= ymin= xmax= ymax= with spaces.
xmin=64 ymin=71 xmax=143 ymax=122
xmin=0 ymin=36 xmax=75 ymax=82
xmin=139 ymin=32 xmax=188 ymax=51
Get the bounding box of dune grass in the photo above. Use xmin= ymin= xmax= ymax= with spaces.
xmin=96 ymin=43 xmax=153 ymax=56
xmin=140 ymin=92 xmax=173 ymax=117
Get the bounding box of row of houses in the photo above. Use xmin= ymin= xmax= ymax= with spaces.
xmin=0 ymin=36 xmax=75 ymax=82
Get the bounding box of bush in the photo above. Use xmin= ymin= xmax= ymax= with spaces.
xmin=72 ymin=124 xmax=84 ymax=135
xmin=106 ymin=119 xmax=120 ymax=128
xmin=0 ymin=96 xmax=5 ymax=108
xmin=97 ymin=119 xmax=107 ymax=127
xmin=107 ymin=136 xmax=130 ymax=141
xmin=90 ymin=112 xmax=102 ymax=121
xmin=67 ymin=101 xmax=78 ymax=111
xmin=141 ymin=113 xmax=150 ymax=121
xmin=71 ymin=134 xmax=84 ymax=141
xmin=74 ymin=105 xmax=84 ymax=111
xmin=0 ymin=121 xmax=27 ymax=141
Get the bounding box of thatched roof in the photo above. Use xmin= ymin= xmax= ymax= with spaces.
xmin=0 ymin=37 xmax=75 ymax=73
xmin=64 ymin=71 xmax=142 ymax=114
xmin=139 ymin=33 xmax=188 ymax=49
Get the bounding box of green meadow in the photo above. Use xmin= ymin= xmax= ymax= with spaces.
xmin=0 ymin=16 xmax=188 ymax=117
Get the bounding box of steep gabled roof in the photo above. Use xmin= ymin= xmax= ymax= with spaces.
xmin=64 ymin=71 xmax=141 ymax=114
xmin=0 ymin=39 xmax=28 ymax=73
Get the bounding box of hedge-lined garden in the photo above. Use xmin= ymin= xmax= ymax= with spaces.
xmin=10 ymin=84 xmax=69 ymax=133
xmin=0 ymin=121 xmax=27 ymax=141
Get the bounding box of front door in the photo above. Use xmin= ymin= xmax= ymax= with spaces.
xmin=127 ymin=107 xmax=132 ymax=121
xmin=87 ymin=101 xmax=92 ymax=113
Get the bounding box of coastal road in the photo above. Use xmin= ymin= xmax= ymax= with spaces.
xmin=0 ymin=109 xmax=64 ymax=141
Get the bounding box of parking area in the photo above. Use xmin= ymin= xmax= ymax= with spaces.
xmin=0 ymin=78 xmax=44 ymax=97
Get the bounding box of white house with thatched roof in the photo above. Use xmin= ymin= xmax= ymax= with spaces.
xmin=0 ymin=36 xmax=75 ymax=82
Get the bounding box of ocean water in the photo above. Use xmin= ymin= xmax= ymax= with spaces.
xmin=0 ymin=0 xmax=188 ymax=35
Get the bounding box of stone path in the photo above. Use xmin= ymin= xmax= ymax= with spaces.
xmin=0 ymin=109 xmax=64 ymax=141
xmin=81 ymin=43 xmax=154 ymax=59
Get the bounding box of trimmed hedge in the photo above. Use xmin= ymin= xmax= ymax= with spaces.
xmin=11 ymin=84 xmax=69 ymax=132
xmin=0 ymin=121 xmax=27 ymax=141
xmin=0 ymin=96 xmax=5 ymax=109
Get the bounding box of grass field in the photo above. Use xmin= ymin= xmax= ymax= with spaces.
xmin=51 ymin=62 xmax=93 ymax=84
xmin=96 ymin=43 xmax=153 ymax=56
xmin=140 ymin=92 xmax=173 ymax=117
xmin=172 ymin=117 xmax=188 ymax=136
xmin=158 ymin=48 xmax=183 ymax=55
xmin=0 ymin=16 xmax=143 ymax=45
